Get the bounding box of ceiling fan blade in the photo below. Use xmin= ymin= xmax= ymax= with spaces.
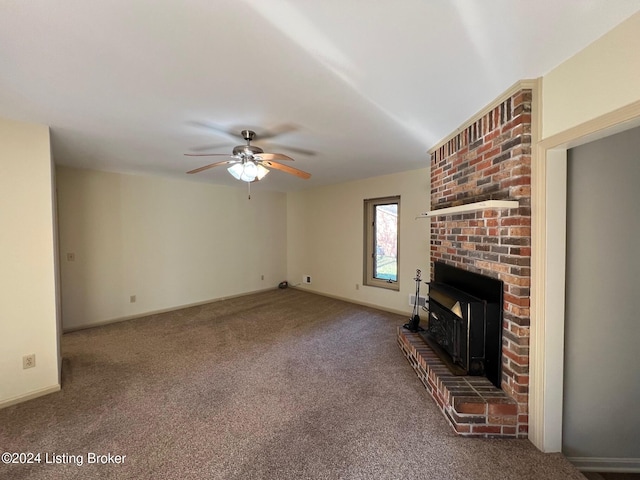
xmin=256 ymin=152 xmax=295 ymax=162
xmin=184 ymin=153 xmax=233 ymax=157
xmin=258 ymin=123 xmax=298 ymax=140
xmin=262 ymin=160 xmax=311 ymax=179
xmin=188 ymin=142 xmax=234 ymax=153
xmin=267 ymin=142 xmax=317 ymax=156
xmin=186 ymin=121 xmax=241 ymax=140
xmin=187 ymin=122 xmax=305 ymax=143
xmin=186 ymin=159 xmax=238 ymax=174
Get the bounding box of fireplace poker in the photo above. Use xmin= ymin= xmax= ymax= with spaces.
xmin=403 ymin=269 xmax=425 ymax=332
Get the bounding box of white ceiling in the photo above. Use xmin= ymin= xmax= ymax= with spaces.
xmin=2 ymin=1 xmax=639 ymax=192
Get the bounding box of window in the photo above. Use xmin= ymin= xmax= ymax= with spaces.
xmin=364 ymin=196 xmax=400 ymax=290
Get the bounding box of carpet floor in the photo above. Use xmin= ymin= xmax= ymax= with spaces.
xmin=0 ymin=289 xmax=586 ymax=479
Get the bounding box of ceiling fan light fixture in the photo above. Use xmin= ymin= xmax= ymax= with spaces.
xmin=227 ymin=160 xmax=263 ymax=182
xmin=241 ymin=161 xmax=258 ymax=181
xmin=227 ymin=163 xmax=244 ymax=180
xmin=256 ymin=163 xmax=269 ymax=180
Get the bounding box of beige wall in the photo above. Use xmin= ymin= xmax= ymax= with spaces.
xmin=542 ymin=11 xmax=640 ymax=139
xmin=57 ymin=166 xmax=430 ymax=330
xmin=56 ymin=167 xmax=288 ymax=330
xmin=0 ymin=117 xmax=60 ymax=407
xmin=287 ymin=168 xmax=430 ymax=314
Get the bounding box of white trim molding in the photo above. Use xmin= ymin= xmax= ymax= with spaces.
xmin=63 ymin=287 xmax=279 ymax=333
xmin=567 ymin=457 xmax=640 ymax=473
xmin=0 ymin=384 xmax=60 ymax=410
xmin=530 ymin=148 xmax=567 ymax=452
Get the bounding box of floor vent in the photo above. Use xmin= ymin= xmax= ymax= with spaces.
xmin=409 ymin=295 xmax=427 ymax=307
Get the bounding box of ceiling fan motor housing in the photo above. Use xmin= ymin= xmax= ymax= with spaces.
xmin=241 ymin=129 xmax=256 ymax=142
xmin=233 ymin=130 xmax=263 ymax=158
xmin=232 ymin=144 xmax=264 ymax=157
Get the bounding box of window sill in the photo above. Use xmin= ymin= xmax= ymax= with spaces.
xmin=364 ymin=280 xmax=400 ymax=291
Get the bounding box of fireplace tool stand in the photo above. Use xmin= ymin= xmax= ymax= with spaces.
xmin=403 ymin=269 xmax=425 ymax=332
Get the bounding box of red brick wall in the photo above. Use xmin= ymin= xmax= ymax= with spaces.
xmin=429 ymin=89 xmax=532 ymax=437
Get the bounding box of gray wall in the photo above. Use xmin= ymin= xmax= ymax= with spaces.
xmin=563 ymin=126 xmax=640 ymax=460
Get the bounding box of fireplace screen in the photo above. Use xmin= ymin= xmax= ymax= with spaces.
xmin=425 ymin=282 xmax=487 ymax=376
xmin=421 ymin=262 xmax=504 ymax=389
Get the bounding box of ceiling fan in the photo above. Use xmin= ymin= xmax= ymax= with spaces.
xmin=187 ymin=122 xmax=317 ymax=157
xmin=184 ymin=129 xmax=311 ymax=183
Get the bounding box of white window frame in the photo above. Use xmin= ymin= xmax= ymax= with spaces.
xmin=363 ymin=196 xmax=400 ymax=291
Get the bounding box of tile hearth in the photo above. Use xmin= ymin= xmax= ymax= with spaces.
xmin=397 ymin=327 xmax=522 ymax=438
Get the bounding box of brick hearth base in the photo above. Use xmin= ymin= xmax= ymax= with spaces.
xmin=397 ymin=327 xmax=520 ymax=438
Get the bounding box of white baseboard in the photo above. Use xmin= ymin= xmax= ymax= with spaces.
xmin=63 ymin=287 xmax=278 ymax=333
xmin=292 ymin=286 xmax=409 ymax=317
xmin=0 ymin=384 xmax=61 ymax=410
xmin=568 ymin=456 xmax=640 ymax=472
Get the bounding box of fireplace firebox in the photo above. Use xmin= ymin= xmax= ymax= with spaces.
xmin=421 ymin=262 xmax=504 ymax=388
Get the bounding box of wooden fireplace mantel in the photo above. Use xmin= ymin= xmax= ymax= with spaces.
xmin=415 ymin=200 xmax=519 ymax=219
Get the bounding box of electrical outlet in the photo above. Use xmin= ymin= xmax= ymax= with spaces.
xmin=23 ymin=354 xmax=36 ymax=369
xmin=130 ymin=295 xmax=136 ymax=303
xmin=303 ymin=275 xmax=312 ymax=284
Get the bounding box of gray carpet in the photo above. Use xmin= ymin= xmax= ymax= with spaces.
xmin=0 ymin=289 xmax=585 ymax=479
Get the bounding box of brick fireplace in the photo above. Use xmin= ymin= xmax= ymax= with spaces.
xmin=398 ymin=86 xmax=532 ymax=438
